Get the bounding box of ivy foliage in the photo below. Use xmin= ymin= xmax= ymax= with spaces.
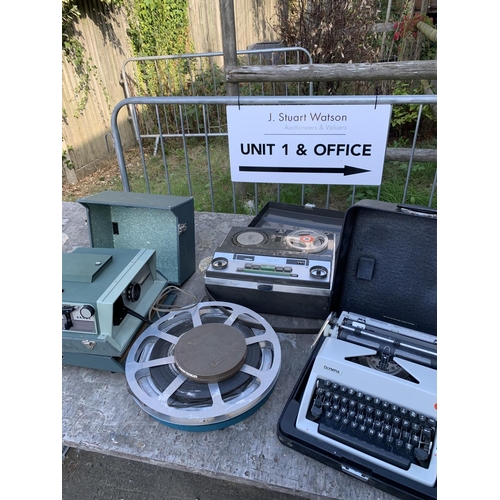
xmin=63 ymin=0 xmax=193 ymax=113
xmin=126 ymin=0 xmax=193 ymax=97
xmin=62 ymin=0 xmax=124 ymax=117
xmin=127 ymin=0 xmax=192 ymax=57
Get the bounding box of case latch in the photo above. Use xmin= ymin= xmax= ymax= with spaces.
xmin=341 ymin=464 xmax=369 ymax=482
xmin=397 ymin=204 xmax=437 ymax=219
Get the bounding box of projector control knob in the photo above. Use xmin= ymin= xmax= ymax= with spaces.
xmin=80 ymin=305 xmax=95 ymax=319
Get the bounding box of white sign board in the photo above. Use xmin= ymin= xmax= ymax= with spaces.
xmin=227 ymin=104 xmax=392 ymax=185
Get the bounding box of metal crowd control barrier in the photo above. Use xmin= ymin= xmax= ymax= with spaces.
xmin=120 ymin=48 xmax=313 ymax=146
xmin=111 ymin=95 xmax=437 ymax=214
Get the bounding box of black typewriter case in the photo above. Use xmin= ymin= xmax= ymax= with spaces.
xmin=277 ymin=199 xmax=437 ymax=500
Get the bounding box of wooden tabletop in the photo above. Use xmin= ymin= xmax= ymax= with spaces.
xmin=62 ymin=201 xmax=399 ymax=500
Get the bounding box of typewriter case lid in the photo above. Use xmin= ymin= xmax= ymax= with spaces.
xmin=331 ymin=199 xmax=437 ymax=337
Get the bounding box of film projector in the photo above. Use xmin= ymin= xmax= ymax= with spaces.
xmin=125 ymin=301 xmax=281 ymax=431
xmin=62 ymin=247 xmax=167 ymax=372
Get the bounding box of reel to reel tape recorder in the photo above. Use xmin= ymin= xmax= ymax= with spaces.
xmin=205 ymin=226 xmax=338 ymax=319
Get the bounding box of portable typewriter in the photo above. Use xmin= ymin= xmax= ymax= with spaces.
xmin=297 ymin=310 xmax=436 ymax=487
xmin=278 ymin=200 xmax=437 ymax=500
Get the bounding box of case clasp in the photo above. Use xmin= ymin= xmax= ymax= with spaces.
xmin=341 ymin=464 xmax=369 ymax=482
xmin=397 ymin=204 xmax=437 ymax=219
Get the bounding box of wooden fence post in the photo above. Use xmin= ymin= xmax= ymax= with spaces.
xmin=219 ymin=0 xmax=246 ymax=201
xmin=219 ymin=0 xmax=239 ymax=97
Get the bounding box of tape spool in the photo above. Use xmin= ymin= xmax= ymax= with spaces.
xmin=232 ymin=229 xmax=268 ymax=247
xmin=285 ymin=229 xmax=329 ymax=253
xmin=125 ymin=301 xmax=281 ymax=431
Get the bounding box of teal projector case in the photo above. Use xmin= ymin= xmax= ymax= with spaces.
xmin=78 ymin=191 xmax=195 ymax=285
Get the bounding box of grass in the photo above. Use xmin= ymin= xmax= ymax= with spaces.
xmin=62 ymin=136 xmax=437 ymax=213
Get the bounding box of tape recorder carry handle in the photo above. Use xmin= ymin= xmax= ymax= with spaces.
xmin=397 ymin=204 xmax=437 ymax=218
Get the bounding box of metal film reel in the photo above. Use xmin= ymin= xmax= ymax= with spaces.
xmin=285 ymin=229 xmax=329 ymax=253
xmin=125 ymin=302 xmax=281 ymax=431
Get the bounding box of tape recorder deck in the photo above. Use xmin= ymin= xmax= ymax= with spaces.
xmin=205 ymin=225 xmax=339 ymax=319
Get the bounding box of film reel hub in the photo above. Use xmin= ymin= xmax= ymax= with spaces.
xmin=174 ymin=323 xmax=247 ymax=383
xmin=125 ymin=302 xmax=281 ymax=431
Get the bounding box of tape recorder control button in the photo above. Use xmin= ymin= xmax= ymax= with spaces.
xmin=240 ymin=263 xmax=294 ymax=277
xmin=260 ymin=265 xmax=275 ymax=271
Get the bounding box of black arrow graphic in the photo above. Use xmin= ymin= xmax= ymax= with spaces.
xmin=238 ymin=165 xmax=371 ymax=175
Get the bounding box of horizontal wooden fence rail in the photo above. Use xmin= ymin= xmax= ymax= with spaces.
xmin=225 ymin=60 xmax=437 ymax=83
xmin=385 ymin=148 xmax=436 ymax=162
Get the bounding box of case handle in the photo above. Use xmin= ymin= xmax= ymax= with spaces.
xmin=397 ymin=204 xmax=437 ymax=218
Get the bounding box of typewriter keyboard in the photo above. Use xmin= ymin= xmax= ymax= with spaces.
xmin=307 ymin=378 xmax=436 ymax=470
